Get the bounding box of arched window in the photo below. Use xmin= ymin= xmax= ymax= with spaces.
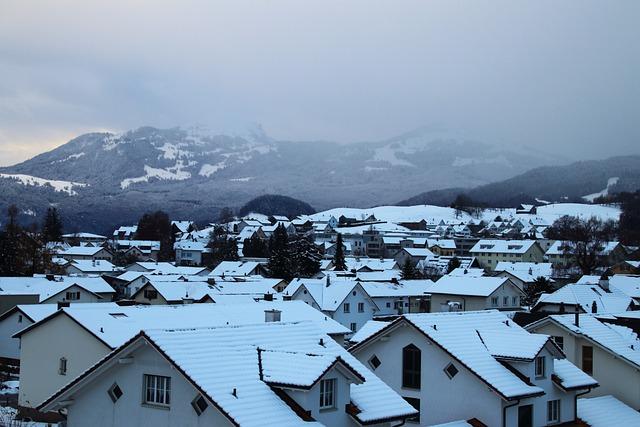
xmin=402 ymin=344 xmax=421 ymax=389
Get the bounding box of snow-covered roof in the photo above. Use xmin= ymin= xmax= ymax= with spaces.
xmin=211 ymin=261 xmax=262 ymax=277
xmin=470 ymin=239 xmax=537 ymax=254
xmin=578 ymin=275 xmax=640 ymax=299
xmin=447 ymin=268 xmax=486 ymax=277
xmin=134 ymin=280 xmax=220 ymax=302
xmin=59 ymin=246 xmax=108 ymax=256
xmin=343 ymin=258 xmax=398 ymax=272
xmin=286 ymin=278 xmax=371 ymax=312
xmin=478 ymin=328 xmax=549 ymax=361
xmin=534 ymin=283 xmax=634 ymax=314
xmin=67 ymin=260 xmax=118 ymax=273
xmin=359 ymin=280 xmax=432 ymax=298
xmin=15 ymin=301 xmax=350 ymax=346
xmin=174 ymin=240 xmax=209 ymax=252
xmin=427 ymin=239 xmax=456 ymax=249
xmin=348 ymin=320 xmax=391 ymax=344
xmin=495 ymin=262 xmax=553 ymax=282
xmin=578 ymin=396 xmax=640 ymax=427
xmin=401 ymin=247 xmax=435 ymax=258
xmin=62 ymin=232 xmax=107 ymax=239
xmin=552 ymin=359 xmax=598 ymax=390
xmin=0 ymin=276 xmax=115 ymax=301
xmin=428 ymin=276 xmax=519 ymax=297
xmin=354 ymin=270 xmax=401 ymax=282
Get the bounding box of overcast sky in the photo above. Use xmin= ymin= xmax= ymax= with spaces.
xmin=1 ymin=0 xmax=638 ymax=166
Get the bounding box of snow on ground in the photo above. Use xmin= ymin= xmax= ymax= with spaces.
xmin=120 ymin=160 xmax=191 ymax=189
xmin=229 ymin=177 xmax=254 ymax=182
xmin=157 ymin=142 xmax=179 ymax=160
xmin=53 ymin=152 xmax=85 ymax=163
xmin=452 ymin=155 xmax=511 ymax=168
xmin=583 ymin=177 xmax=619 ymax=202
xmin=199 ymin=161 xmax=226 ymax=177
xmin=363 ymin=166 xmax=388 ymax=172
xmin=309 ymin=203 xmax=621 ymax=226
xmin=0 ymin=173 xmax=88 ymax=196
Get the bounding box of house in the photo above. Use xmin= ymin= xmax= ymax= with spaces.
xmin=59 ymin=246 xmax=113 ymax=262
xmin=61 ymin=232 xmax=108 ymax=245
xmin=427 ymin=276 xmax=525 ymax=313
xmin=426 ymin=239 xmax=456 ymax=256
xmin=109 ymin=271 xmax=210 ymax=297
xmin=65 ymin=259 xmax=119 ymax=276
xmin=171 ymin=220 xmax=196 ymax=236
xmin=532 ymin=279 xmax=636 ymax=314
xmin=359 ymin=280 xmax=432 ymax=315
xmin=38 ymin=321 xmax=416 ymax=427
xmin=285 ymin=278 xmax=379 ymax=333
xmin=545 ymin=241 xmax=627 ymax=271
xmin=0 ymin=303 xmax=58 ymax=361
xmin=0 ymin=276 xmax=116 ymax=313
xmin=416 ymin=256 xmax=479 ymax=277
xmin=578 ymin=274 xmax=640 ymax=304
xmin=14 ymin=301 xmax=351 ymax=410
xmin=130 ymin=280 xmax=219 ymax=305
xmin=343 ymin=257 xmax=399 ymax=272
xmin=470 ymin=240 xmax=545 ymax=271
xmin=174 ymin=240 xmax=210 ymax=266
xmin=210 ymin=261 xmax=266 ymax=277
xmin=610 ymin=260 xmax=640 ymax=275
xmin=349 ymin=310 xmax=597 ymax=426
xmin=114 ymin=240 xmax=161 ymax=261
xmin=494 ymin=262 xmax=554 ymax=290
xmin=526 ymin=313 xmax=640 ymax=410
xmin=394 ymin=247 xmax=435 ymax=267
xmin=516 ymin=204 xmax=537 ymax=215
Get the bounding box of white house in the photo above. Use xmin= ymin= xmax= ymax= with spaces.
xmin=427 ymin=276 xmax=525 ymax=313
xmin=65 ymin=259 xmax=119 ymax=276
xmin=0 ymin=304 xmax=58 ymax=361
xmin=526 ymin=313 xmax=640 ymax=410
xmin=210 ymin=261 xmax=265 ymax=277
xmin=14 ymin=301 xmax=350 ymax=409
xmin=349 ymin=310 xmax=597 ymax=426
xmin=174 ymin=240 xmax=210 ymax=266
xmin=59 ymin=246 xmax=113 ymax=262
xmin=532 ymin=281 xmax=636 ymax=314
xmin=470 ymin=240 xmax=544 ymax=271
xmin=38 ymin=321 xmax=417 ymax=427
xmin=285 ymin=278 xmax=379 ymax=333
xmin=359 ymin=280 xmax=432 ymax=315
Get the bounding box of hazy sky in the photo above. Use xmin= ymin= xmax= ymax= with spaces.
xmin=1 ymin=0 xmax=638 ymax=166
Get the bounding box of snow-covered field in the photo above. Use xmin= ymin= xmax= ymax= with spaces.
xmin=121 ymin=161 xmax=192 ymax=189
xmin=308 ymin=203 xmax=621 ymax=226
xmin=0 ymin=173 xmax=88 ymax=196
xmin=583 ymin=177 xmax=619 ymax=202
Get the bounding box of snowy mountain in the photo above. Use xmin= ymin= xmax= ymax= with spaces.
xmin=0 ymin=126 xmax=559 ymax=231
xmin=399 ymin=155 xmax=640 ymax=207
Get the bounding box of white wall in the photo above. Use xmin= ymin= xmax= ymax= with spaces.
xmin=41 ymin=284 xmax=105 ymax=304
xmin=65 ymin=344 xmax=234 ymax=427
xmin=19 ymin=314 xmax=111 ymax=407
xmin=330 ymin=288 xmax=377 ymax=333
xmin=0 ymin=311 xmax=33 ymax=360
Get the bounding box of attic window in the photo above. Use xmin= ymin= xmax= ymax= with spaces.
xmin=108 ymin=383 xmax=123 ymax=402
xmin=109 ymin=313 xmax=128 ymax=318
xmin=444 ymin=363 xmax=459 ymax=379
xmin=191 ymin=394 xmax=208 ymax=415
xmin=368 ymin=355 xmax=381 ymax=370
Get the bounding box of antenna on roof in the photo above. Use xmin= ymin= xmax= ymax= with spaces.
xmin=232 ymin=388 xmax=237 ymax=398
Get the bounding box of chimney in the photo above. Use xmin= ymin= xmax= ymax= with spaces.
xmin=264 ymin=309 xmax=281 ymax=323
xmin=46 ymin=274 xmax=55 ymax=281
xmin=574 ymin=309 xmax=580 ymax=327
xmin=599 ymin=274 xmax=610 ymax=291
xmin=326 ymin=275 xmax=331 ymax=287
xmin=263 ymin=293 xmax=273 ymax=302
xmin=207 ymin=277 xmax=216 ymax=285
xmin=57 ymin=301 xmax=70 ymax=310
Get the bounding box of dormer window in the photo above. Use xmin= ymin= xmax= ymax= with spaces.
xmin=319 ymin=378 xmax=336 ymax=410
xmin=535 ymin=356 xmax=546 ymax=378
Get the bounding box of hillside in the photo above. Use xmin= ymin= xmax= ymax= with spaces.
xmin=399 ymin=156 xmax=640 ymax=207
xmin=0 ymin=126 xmax=558 ymax=232
xmin=238 ymin=195 xmax=315 ymax=218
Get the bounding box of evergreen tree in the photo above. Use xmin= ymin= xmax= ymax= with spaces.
xmin=522 ymin=277 xmax=554 ymax=306
xmin=136 ymin=211 xmax=174 ymax=261
xmin=267 ymin=224 xmax=291 ymax=280
xmin=217 ymin=207 xmax=235 ymax=224
xmin=206 ymin=226 xmax=239 ymax=267
xmin=400 ymin=258 xmax=419 ymax=280
xmin=0 ymin=205 xmax=50 ymax=276
xmin=290 ymin=236 xmax=321 ymax=278
xmin=446 ymin=257 xmax=461 ymax=274
xmin=243 ymin=235 xmax=270 ymax=257
xmin=333 ymin=233 xmax=347 ymax=271
xmin=42 ymin=207 xmax=63 ymax=243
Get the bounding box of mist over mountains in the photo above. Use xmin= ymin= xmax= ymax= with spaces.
xmin=0 ymin=125 xmax=630 ymax=232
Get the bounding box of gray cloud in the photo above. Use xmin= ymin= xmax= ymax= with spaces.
xmin=1 ymin=0 xmax=638 ymax=166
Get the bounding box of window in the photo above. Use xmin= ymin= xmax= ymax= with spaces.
xmin=369 ymin=355 xmax=381 ymax=370
xmin=403 ymin=397 xmax=421 ymax=423
xmin=319 ymin=378 xmax=336 ymax=409
xmin=402 ymin=344 xmax=421 ymax=389
xmin=503 ymin=296 xmax=509 ymax=306
xmin=547 ymin=399 xmax=560 ymax=423
xmin=191 ymin=394 xmax=208 ymax=415
xmin=535 ymin=356 xmax=546 ymax=378
xmin=512 ymin=296 xmax=518 ymax=306
xmin=491 ymin=297 xmax=499 ymax=307
xmin=357 ymin=302 xmax=365 ymax=313
xmin=350 ymin=322 xmax=357 ymax=332
xmin=108 ymin=383 xmax=123 ymax=402
xmin=582 ymin=346 xmax=593 ymax=375
xmin=386 ymin=302 xmax=391 ymax=308
xmin=65 ymin=291 xmax=80 ymax=301
xmin=18 ymin=314 xmax=22 ymax=323
xmin=444 ymin=363 xmax=459 ymax=379
xmin=59 ymin=357 xmax=67 ymax=375
xmin=552 ymin=336 xmax=564 ymax=350
xmin=143 ymin=374 xmax=171 ymax=406
xmin=144 ymin=289 xmax=158 ymax=300
xmin=343 ymin=303 xmax=350 ymax=313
